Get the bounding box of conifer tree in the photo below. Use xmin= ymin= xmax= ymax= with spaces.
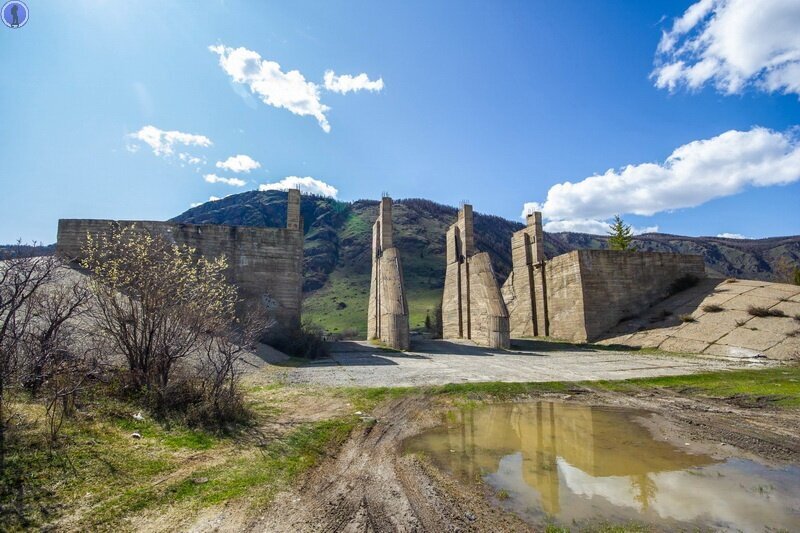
xmin=608 ymin=215 xmax=636 ymax=251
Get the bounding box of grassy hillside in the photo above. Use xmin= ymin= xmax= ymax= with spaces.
xmin=172 ymin=191 xmax=800 ymax=337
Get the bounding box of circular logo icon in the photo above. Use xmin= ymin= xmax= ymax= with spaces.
xmin=2 ymin=1 xmax=28 ymax=29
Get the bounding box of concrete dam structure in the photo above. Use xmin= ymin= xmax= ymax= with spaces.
xmin=502 ymin=211 xmax=707 ymax=343
xmin=367 ymin=197 xmax=410 ymax=350
xmin=57 ymin=189 xmax=305 ymax=331
xmin=442 ymin=204 xmax=511 ymax=349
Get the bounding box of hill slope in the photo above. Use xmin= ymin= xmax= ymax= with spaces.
xmin=172 ymin=191 xmax=800 ymax=335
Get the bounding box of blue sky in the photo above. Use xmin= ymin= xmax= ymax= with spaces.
xmin=1 ymin=0 xmax=799 ymax=244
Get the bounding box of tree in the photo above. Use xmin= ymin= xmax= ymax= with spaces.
xmin=607 ymin=215 xmax=636 ymax=251
xmin=0 ymin=244 xmax=61 ymax=468
xmin=81 ymin=226 xmax=239 ymax=410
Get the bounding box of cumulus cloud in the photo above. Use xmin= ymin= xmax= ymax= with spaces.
xmin=215 ymin=154 xmax=261 ymax=173
xmin=258 ymin=176 xmax=338 ymax=198
xmin=537 ymin=217 xmax=659 ymax=236
xmin=323 ymin=70 xmax=384 ymax=94
xmin=522 ymin=126 xmax=800 ymax=235
xmin=203 ymin=173 xmax=246 ymax=187
xmin=716 ymin=232 xmax=750 ymax=239
xmin=209 ymin=44 xmax=331 ymax=132
xmin=128 ymin=125 xmax=212 ymax=157
xmin=652 ymin=0 xmax=800 ymax=96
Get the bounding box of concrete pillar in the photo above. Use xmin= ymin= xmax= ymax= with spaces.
xmin=287 ymin=189 xmax=301 ymax=231
xmin=526 ymin=211 xmax=544 ymax=264
xmin=367 ymin=198 xmax=410 ymax=350
xmin=379 ymin=197 xmax=393 ymax=250
xmin=442 ymin=204 xmax=509 ymax=348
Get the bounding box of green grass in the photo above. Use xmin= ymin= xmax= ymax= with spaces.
xmin=302 ymin=270 xmax=370 ymax=336
xmin=302 ymin=268 xmax=443 ymax=337
xmin=1 ymin=389 xmax=358 ymax=531
xmin=340 ymin=366 xmax=800 ymax=410
xmin=595 ymin=367 xmax=800 ymax=407
xmin=81 ymin=417 xmax=356 ymax=529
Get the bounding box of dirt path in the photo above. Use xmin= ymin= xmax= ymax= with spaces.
xmin=242 ymin=388 xmax=800 ymax=532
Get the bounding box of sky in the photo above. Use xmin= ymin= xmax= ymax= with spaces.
xmin=1 ymin=0 xmax=799 ymax=244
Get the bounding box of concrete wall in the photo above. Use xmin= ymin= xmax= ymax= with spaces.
xmin=502 ymin=221 xmax=706 ymax=343
xmin=442 ymin=205 xmax=510 ymax=348
xmin=56 ymin=190 xmax=304 ymax=330
xmin=367 ymin=198 xmax=410 ymax=350
xmin=576 ymin=249 xmax=705 ymax=341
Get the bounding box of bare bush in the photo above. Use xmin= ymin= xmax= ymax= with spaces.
xmin=194 ymin=310 xmax=273 ymax=427
xmin=267 ymin=321 xmax=329 ymax=359
xmin=81 ymin=226 xmax=239 ymax=411
xmin=0 ymin=245 xmax=61 ymax=467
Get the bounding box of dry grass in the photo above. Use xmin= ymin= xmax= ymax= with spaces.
xmin=679 ymin=314 xmax=697 ymax=323
xmin=748 ymin=306 xmax=787 ymax=318
xmin=702 ymin=304 xmax=724 ymax=313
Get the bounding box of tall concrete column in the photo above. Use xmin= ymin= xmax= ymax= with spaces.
xmin=286 ymin=189 xmax=302 ymax=230
xmin=367 ymin=197 xmax=410 ymax=350
xmin=504 ymin=210 xmax=549 ymax=338
xmin=442 ymin=204 xmax=510 ymax=348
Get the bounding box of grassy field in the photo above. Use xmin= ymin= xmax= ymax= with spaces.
xmin=302 ymin=270 xmax=442 ymax=336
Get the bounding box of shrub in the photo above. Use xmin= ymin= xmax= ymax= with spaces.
xmin=339 ymin=328 xmax=361 ymax=340
xmin=266 ymin=322 xmax=330 ymax=359
xmin=679 ymin=314 xmax=697 ymax=323
xmin=668 ymin=274 xmax=700 ymax=296
xmin=747 ymin=306 xmax=787 ymax=318
xmin=702 ymin=304 xmax=724 ymax=313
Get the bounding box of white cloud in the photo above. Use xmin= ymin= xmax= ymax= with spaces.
xmin=215 ymin=154 xmax=261 ymax=173
xmin=209 ymin=44 xmax=331 ymax=132
xmin=179 ymin=153 xmax=205 ymax=166
xmin=716 ymin=232 xmax=751 ymax=239
xmin=203 ymin=173 xmax=246 ymax=187
xmin=537 ymin=217 xmax=658 ymax=236
xmin=128 ymin=125 xmax=212 ymax=157
xmin=258 ymin=176 xmax=338 ymax=198
xmin=323 ymin=70 xmax=384 ymax=94
xmin=190 ymin=196 xmax=223 ymax=208
xmin=653 ymin=0 xmax=800 ymax=96
xmin=522 ymin=126 xmax=800 ymax=235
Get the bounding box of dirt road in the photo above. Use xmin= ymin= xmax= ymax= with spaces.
xmin=243 ymin=387 xmax=800 ymax=532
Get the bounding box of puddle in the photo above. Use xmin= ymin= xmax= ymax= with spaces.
xmin=404 ymin=402 xmax=800 ymax=531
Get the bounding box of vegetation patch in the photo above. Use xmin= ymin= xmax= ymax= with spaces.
xmin=748 ymin=306 xmax=787 ymax=318
xmin=596 ymin=367 xmax=800 ymax=408
xmin=702 ymin=304 xmax=724 ymax=313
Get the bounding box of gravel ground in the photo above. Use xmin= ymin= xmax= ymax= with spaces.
xmin=285 ymin=338 xmax=763 ymax=387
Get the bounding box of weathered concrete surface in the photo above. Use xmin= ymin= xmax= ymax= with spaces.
xmin=284 ymin=339 xmax=760 ymax=387
xmin=367 ymin=198 xmax=410 ymax=350
xmin=503 ymin=235 xmax=707 ymax=342
xmin=442 ymin=205 xmax=510 ymax=348
xmin=598 ymin=278 xmax=800 ymax=360
xmin=56 ymin=189 xmax=304 ymax=329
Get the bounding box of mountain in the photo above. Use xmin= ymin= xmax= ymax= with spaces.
xmin=174 ymin=190 xmax=800 ymax=335
xmin=0 ymin=243 xmax=56 ymax=260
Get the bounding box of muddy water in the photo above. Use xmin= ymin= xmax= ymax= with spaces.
xmin=404 ymin=402 xmax=800 ymax=531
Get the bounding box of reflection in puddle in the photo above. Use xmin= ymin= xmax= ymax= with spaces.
xmin=404 ymin=402 xmax=800 ymax=531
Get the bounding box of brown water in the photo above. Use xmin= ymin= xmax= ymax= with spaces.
xmin=404 ymin=402 xmax=800 ymax=532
